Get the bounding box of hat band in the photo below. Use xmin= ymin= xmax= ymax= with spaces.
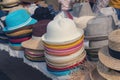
xmin=6 ymin=17 xmax=32 ymax=30
xmin=109 ymin=47 xmax=120 ymax=59
xmin=108 ymin=68 xmax=120 ymax=73
xmin=2 ymin=3 xmax=19 ymax=8
xmin=32 ymin=36 xmax=41 ymax=40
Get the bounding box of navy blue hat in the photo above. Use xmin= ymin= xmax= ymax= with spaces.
xmin=31 ymin=7 xmax=54 ymax=21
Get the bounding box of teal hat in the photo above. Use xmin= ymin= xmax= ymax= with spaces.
xmin=3 ymin=9 xmax=37 ymax=32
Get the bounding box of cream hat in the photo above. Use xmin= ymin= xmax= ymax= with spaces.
xmin=73 ymin=16 xmax=95 ymax=30
xmin=98 ymin=46 xmax=120 ymax=71
xmin=0 ymin=0 xmax=20 ymax=6
xmin=97 ymin=61 xmax=120 ymax=80
xmin=42 ymin=18 xmax=84 ymax=44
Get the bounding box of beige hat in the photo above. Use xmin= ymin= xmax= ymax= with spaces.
xmin=98 ymin=46 xmax=120 ymax=71
xmin=97 ymin=61 xmax=120 ymax=80
xmin=0 ymin=0 xmax=20 ymax=6
xmin=90 ymin=68 xmax=106 ymax=80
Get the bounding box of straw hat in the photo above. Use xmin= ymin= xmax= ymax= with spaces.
xmin=97 ymin=61 xmax=120 ymax=80
xmin=85 ymin=16 xmax=114 ymax=40
xmin=22 ymin=20 xmax=51 ymax=50
xmin=98 ymin=46 xmax=120 ymax=71
xmin=42 ymin=18 xmax=84 ymax=45
xmin=19 ymin=0 xmax=42 ymax=3
xmin=0 ymin=0 xmax=20 ymax=6
xmin=90 ymin=68 xmax=106 ymax=80
xmin=73 ymin=16 xmax=95 ymax=30
xmin=3 ymin=9 xmax=37 ymax=32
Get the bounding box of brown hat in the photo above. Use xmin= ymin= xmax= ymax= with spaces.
xmin=90 ymin=68 xmax=106 ymax=80
xmin=97 ymin=61 xmax=120 ymax=80
xmin=98 ymin=46 xmax=120 ymax=71
xmin=22 ymin=20 xmax=51 ymax=50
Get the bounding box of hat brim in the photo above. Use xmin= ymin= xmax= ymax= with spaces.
xmin=42 ymin=29 xmax=84 ymax=45
xmin=98 ymin=46 xmax=120 ymax=71
xmin=90 ymin=68 xmax=106 ymax=80
xmin=22 ymin=38 xmax=44 ymax=50
xmin=3 ymin=18 xmax=37 ymax=32
xmin=85 ymin=35 xmax=108 ymax=41
xmin=97 ymin=61 xmax=120 ymax=80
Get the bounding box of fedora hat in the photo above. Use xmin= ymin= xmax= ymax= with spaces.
xmin=3 ymin=9 xmax=37 ymax=32
xmin=98 ymin=46 xmax=120 ymax=71
xmin=97 ymin=61 xmax=120 ymax=80
xmin=90 ymin=68 xmax=106 ymax=80
xmin=22 ymin=20 xmax=51 ymax=50
xmin=42 ymin=18 xmax=84 ymax=45
xmin=85 ymin=16 xmax=114 ymax=40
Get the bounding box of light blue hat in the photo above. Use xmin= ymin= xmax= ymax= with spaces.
xmin=3 ymin=9 xmax=37 ymax=32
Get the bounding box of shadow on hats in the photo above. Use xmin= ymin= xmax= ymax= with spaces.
xmin=31 ymin=7 xmax=54 ymax=21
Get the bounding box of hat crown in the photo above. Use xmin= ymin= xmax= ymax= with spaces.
xmin=42 ymin=18 xmax=83 ymax=43
xmin=32 ymin=20 xmax=50 ymax=37
xmin=5 ymin=9 xmax=31 ymax=29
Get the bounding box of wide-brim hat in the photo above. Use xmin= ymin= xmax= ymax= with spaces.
xmin=97 ymin=61 xmax=120 ymax=80
xmin=22 ymin=36 xmax=44 ymax=50
xmin=90 ymin=68 xmax=106 ymax=80
xmin=98 ymin=46 xmax=120 ymax=71
xmin=42 ymin=18 xmax=84 ymax=45
xmin=3 ymin=9 xmax=37 ymax=32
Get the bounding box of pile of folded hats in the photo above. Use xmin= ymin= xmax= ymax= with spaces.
xmin=42 ymin=18 xmax=86 ymax=76
xmin=85 ymin=16 xmax=115 ymax=61
xmin=94 ymin=29 xmax=120 ymax=80
xmin=0 ymin=20 xmax=8 ymax=44
xmin=22 ymin=20 xmax=50 ymax=62
xmin=3 ymin=9 xmax=37 ymax=50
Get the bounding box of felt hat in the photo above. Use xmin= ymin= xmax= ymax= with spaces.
xmin=97 ymin=61 xmax=120 ymax=80
xmin=3 ymin=9 xmax=37 ymax=32
xmin=42 ymin=18 xmax=84 ymax=45
xmin=98 ymin=46 xmax=120 ymax=71
xmin=90 ymin=68 xmax=106 ymax=80
xmin=22 ymin=20 xmax=51 ymax=50
xmin=85 ymin=16 xmax=114 ymax=40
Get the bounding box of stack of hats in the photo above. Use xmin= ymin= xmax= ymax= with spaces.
xmin=0 ymin=20 xmax=8 ymax=44
xmin=95 ymin=29 xmax=120 ymax=80
xmin=22 ymin=20 xmax=50 ymax=62
xmin=3 ymin=9 xmax=37 ymax=50
xmin=42 ymin=18 xmax=86 ymax=76
xmin=85 ymin=16 xmax=115 ymax=61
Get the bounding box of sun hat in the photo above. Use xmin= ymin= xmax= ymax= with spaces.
xmin=98 ymin=46 xmax=120 ymax=71
xmin=42 ymin=18 xmax=84 ymax=44
xmin=9 ymin=37 xmax=31 ymax=44
xmin=46 ymin=52 xmax=86 ymax=69
xmin=85 ymin=16 xmax=114 ymax=40
xmin=0 ymin=0 xmax=20 ymax=6
xmin=6 ymin=29 xmax=32 ymax=37
xmin=43 ymin=35 xmax=84 ymax=50
xmin=89 ymin=40 xmax=108 ymax=49
xmin=73 ymin=16 xmax=95 ymax=30
xmin=22 ymin=20 xmax=51 ymax=50
xmin=24 ymin=49 xmax=44 ymax=57
xmin=44 ymin=46 xmax=84 ymax=64
xmin=97 ymin=61 xmax=120 ymax=80
xmin=3 ymin=9 xmax=37 ymax=32
xmin=7 ymin=33 xmax=32 ymax=39
xmin=45 ymin=41 xmax=83 ymax=56
xmin=90 ymin=68 xmax=106 ymax=80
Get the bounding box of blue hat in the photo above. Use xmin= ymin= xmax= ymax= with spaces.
xmin=3 ymin=9 xmax=37 ymax=32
